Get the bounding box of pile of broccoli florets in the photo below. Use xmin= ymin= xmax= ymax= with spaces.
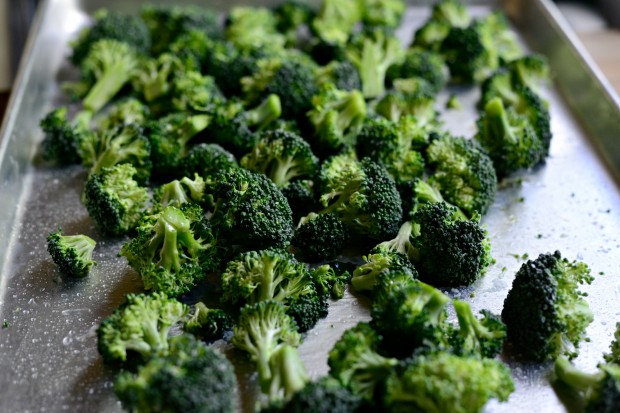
xmin=37 ymin=0 xmax=606 ymax=412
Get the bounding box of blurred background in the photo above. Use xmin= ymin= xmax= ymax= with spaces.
xmin=0 ymin=0 xmax=618 ymax=118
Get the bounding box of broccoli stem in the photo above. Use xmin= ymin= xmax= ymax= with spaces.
xmin=84 ymin=63 xmax=133 ymax=113
xmin=245 ymin=94 xmax=282 ymax=131
xmin=271 ymin=156 xmax=299 ymax=188
xmin=176 ymin=114 xmax=211 ymax=147
xmin=159 ymin=225 xmax=181 ymax=272
xmin=378 ymin=221 xmax=415 ymax=258
xmin=63 ymin=235 xmax=96 ymax=260
xmin=555 ymin=357 xmax=598 ymax=392
xmin=267 ymin=345 xmax=309 ymax=401
xmin=73 ymin=110 xmax=94 ymax=131
xmin=335 ymin=91 xmax=367 ymax=135
xmin=484 ymin=98 xmax=518 ymax=146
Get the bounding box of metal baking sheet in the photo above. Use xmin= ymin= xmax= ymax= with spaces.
xmin=1 ymin=0 xmax=620 ymax=411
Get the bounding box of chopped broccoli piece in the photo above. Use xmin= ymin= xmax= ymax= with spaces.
xmin=184 ymin=302 xmax=232 ymax=342
xmin=152 ymin=175 xmax=206 ymax=209
xmin=291 ymin=213 xmax=348 ymax=262
xmin=310 ymin=264 xmax=352 ymax=300
xmin=412 ymin=19 xmax=451 ymax=52
xmin=97 ymin=97 xmax=150 ymax=131
xmin=311 ymin=0 xmax=363 ymax=45
xmin=360 ymin=0 xmax=405 ymax=29
xmin=386 ymin=49 xmax=447 ymax=94
xmin=46 ymin=229 xmax=96 ymax=278
xmin=508 ymin=54 xmax=550 ymax=95
xmin=604 ymin=322 xmax=620 ymax=365
xmin=281 ymin=180 xmax=320 ymax=224
xmin=351 ymin=246 xmax=417 ymax=292
xmin=225 ymin=7 xmax=286 ymax=49
xmin=131 ymin=53 xmax=185 ymax=104
xmin=180 ymin=143 xmax=237 ymax=179
xmin=375 ymin=91 xmax=439 ymax=130
xmin=286 ymin=290 xmax=329 ymax=333
xmin=450 ymin=300 xmax=506 ymax=359
xmin=316 ymin=61 xmax=362 ymax=92
xmin=40 ymin=107 xmax=93 ymax=165
xmin=431 ymin=0 xmax=471 ymax=28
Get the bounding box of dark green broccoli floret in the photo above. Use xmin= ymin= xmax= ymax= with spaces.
xmin=241 ymin=130 xmax=319 ymax=188
xmin=372 ymin=269 xmax=419 ymax=303
xmin=225 ymin=6 xmax=286 ymax=49
xmin=286 ymin=289 xmax=329 ymax=333
xmin=412 ymin=19 xmax=451 ymax=52
xmin=273 ymin=0 xmax=315 ymax=46
xmin=311 ymin=0 xmax=363 ymax=45
xmin=97 ymin=292 xmax=188 ymax=366
xmin=440 ymin=22 xmax=497 ymax=84
xmin=360 ymin=0 xmax=405 ymax=29
xmin=328 ymin=322 xmax=398 ymax=400
xmin=120 ymin=204 xmax=220 ymax=297
xmin=46 ymin=229 xmax=96 ymax=278
xmin=97 ymin=98 xmax=150 ymax=131
xmin=508 ymin=54 xmax=550 ymax=95
xmin=70 ymin=10 xmax=150 ymax=66
xmin=386 ymin=49 xmax=447 ymax=94
xmin=179 ymin=143 xmax=237 ymax=179
xmin=291 ymin=213 xmax=348 ymax=262
xmin=450 ymin=300 xmax=506 ymax=359
xmin=209 ymin=168 xmax=294 ymax=250
xmin=351 ymin=246 xmax=417 ymax=292
xmin=115 ymin=334 xmax=237 ymax=413
xmin=426 ymin=135 xmax=497 ymax=217
xmin=281 ymin=180 xmax=320 ymax=224
xmin=184 ymin=302 xmax=232 ymax=342
xmin=316 ymin=61 xmax=362 ymax=92
xmin=83 ymin=164 xmax=149 ymax=236
xmin=307 ymin=84 xmax=368 ymax=153
xmin=40 ymin=107 xmax=93 ymax=165
xmin=604 ymin=323 xmax=620 ymax=365
xmin=310 ymin=264 xmax=352 ymax=300
xmin=383 ymin=351 xmax=515 ymax=413
xmin=169 ymin=71 xmax=224 ymax=113
xmin=554 ymin=357 xmax=620 ymax=413
xmin=501 ymin=251 xmax=594 ymax=362
xmin=476 ymin=97 xmax=546 ymax=178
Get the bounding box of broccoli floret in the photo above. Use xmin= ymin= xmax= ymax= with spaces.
xmin=225 ymin=7 xmax=286 ymax=49
xmin=310 ymin=264 xmax=352 ymax=300
xmin=179 ymin=143 xmax=237 ymax=179
xmin=328 ymin=322 xmax=398 ymax=400
xmin=370 ymin=281 xmax=452 ymax=358
xmin=291 ymin=213 xmax=348 ymax=262
xmin=308 ymin=85 xmax=368 ymax=153
xmin=604 ymin=323 xmax=620 ymax=364
xmin=184 ymin=302 xmax=232 ymax=342
xmin=373 ymin=269 xmax=419 ymax=303
xmin=115 ymin=334 xmax=237 ymax=413
xmin=83 ymin=164 xmax=149 ymax=236
xmin=97 ymin=292 xmax=188 ymax=366
xmin=286 ymin=289 xmax=329 ymax=333
xmin=374 ymin=220 xmax=417 ymax=262
xmin=346 ymin=30 xmax=403 ymax=98
xmin=311 ymin=0 xmax=363 ymax=45
xmin=476 ymin=97 xmax=546 ymax=177
xmin=70 ymin=10 xmax=150 ymax=66
xmin=501 ymin=251 xmax=594 ymax=362
xmin=131 ymin=54 xmax=185 ymax=104
xmin=351 ymin=246 xmax=417 ymax=292
xmin=508 ymin=54 xmax=550 ymax=95
xmin=97 ymin=98 xmax=150 ymax=131
xmin=152 ymin=175 xmax=206 ymax=209
xmin=319 ymin=158 xmax=403 ymax=241
xmin=450 ymin=300 xmax=506 ymax=359
xmin=478 ymin=11 xmax=522 ymax=64
xmin=383 ymin=351 xmax=515 ymax=413
xmin=120 ymin=204 xmax=220 ymax=297
xmin=80 ymin=123 xmax=152 ymax=184
xmin=46 ymin=229 xmax=96 ymax=278
xmin=406 ymin=178 xmax=466 ymax=220
xmin=439 ymin=22 xmax=496 ymax=84
xmin=426 ymin=135 xmax=497 ymax=217
xmin=40 ymin=107 xmax=93 ymax=165
xmin=281 ymin=180 xmax=320 ymax=224
xmin=431 ymin=0 xmax=471 ymax=28
xmin=375 ymin=91 xmax=439 ymax=130
xmin=240 ymin=130 xmax=319 ymax=188
xmin=169 ymin=71 xmax=224 ymax=113
xmin=316 ymin=61 xmax=362 ymax=92
xmin=386 ymin=49 xmax=447 ymax=94
xmin=360 ymin=0 xmax=405 ymax=29
xmin=273 ymin=0 xmax=315 ymax=46
xmin=209 ymin=168 xmax=294 ymax=249
xmin=412 ymin=20 xmax=451 ymax=52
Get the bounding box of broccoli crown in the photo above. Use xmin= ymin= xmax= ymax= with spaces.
xmin=114 ymin=334 xmax=237 ymax=413
xmin=273 ymin=0 xmax=315 ymax=34
xmin=221 ymin=248 xmax=313 ymax=306
xmin=70 ymin=10 xmax=150 ymax=66
xmin=372 ymin=269 xmax=419 ymax=305
xmin=407 ymin=178 xmax=466 ymax=220
xmin=320 ymin=158 xmax=403 ymax=241
xmin=316 ymin=60 xmax=362 ymax=92
xmin=383 ymin=351 xmax=515 ymax=413
xmin=604 ymin=322 xmax=620 ymax=365
xmin=361 ymin=0 xmax=405 ymax=29
xmin=241 ymin=130 xmax=319 ymax=188
xmin=46 ymin=229 xmax=96 ymax=278
xmin=476 ymin=97 xmax=546 ymax=177
xmin=477 ymin=11 xmax=522 ymax=64
xmin=351 ymin=247 xmax=417 ymax=292
xmin=311 ymin=0 xmax=363 ymax=45
xmin=356 ymin=117 xmax=425 ymax=186
xmin=375 ymin=91 xmax=438 ymax=129
xmin=426 ymin=135 xmax=497 ymax=217
xmin=281 ymin=180 xmax=320 ymax=224
xmin=83 ymin=164 xmax=149 ymax=236
xmin=209 ymin=168 xmax=294 ymax=249
xmin=180 ymin=143 xmax=237 ymax=179
xmin=120 ymin=204 xmax=219 ymax=297
xmin=508 ymin=54 xmax=550 ymax=95
xmin=328 ymin=322 xmax=398 ymax=400
xmin=412 ymin=202 xmax=491 ymax=287
xmin=308 ymin=84 xmax=368 ymax=153
xmin=169 ymin=71 xmax=223 ymax=113
xmin=268 ymin=377 xmax=365 ymax=413
xmin=286 ymin=289 xmax=329 ymax=333
xmin=412 ymin=19 xmax=451 ymax=52
xmin=291 ymin=212 xmax=348 ymax=262
xmin=431 ymin=0 xmax=471 ymax=26
xmin=515 ymin=86 xmax=553 ymax=155
xmin=375 ymin=220 xmax=418 ymax=262
xmin=152 ymin=175 xmax=206 ymax=209
xmin=501 ymin=251 xmax=594 ymax=362
xmin=184 ymin=302 xmax=232 ymax=342
xmin=386 ymin=49 xmax=447 ymax=94
xmin=479 ymin=68 xmax=519 ymax=109
xmin=225 ymin=6 xmax=285 ymax=49
xmin=97 ymin=98 xmax=150 ymax=131
xmin=450 ymin=300 xmax=506 ymax=359
xmin=440 ymin=22 xmax=497 ymax=84
xmin=370 ymin=281 xmax=452 ymax=358
xmin=131 ymin=53 xmax=185 ymax=104
xmin=167 ymin=29 xmax=213 ymax=73
xmin=265 ymin=59 xmax=319 ymax=120
xmin=310 ymin=263 xmax=352 ymax=300
xmin=40 ymin=107 xmax=92 ymax=165
xmin=97 ymin=292 xmax=189 ymax=366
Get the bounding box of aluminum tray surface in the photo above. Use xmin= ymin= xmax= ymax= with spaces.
xmin=0 ymin=0 xmax=619 ymax=412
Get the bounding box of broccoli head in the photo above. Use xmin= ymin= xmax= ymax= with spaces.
xmin=310 ymin=263 xmax=352 ymax=300
xmin=316 ymin=60 xmax=362 ymax=92
xmin=286 ymin=289 xmax=329 ymax=333
xmin=360 ymin=0 xmax=405 ymax=29
xmin=152 ymin=175 xmax=206 ymax=210
xmin=46 ymin=229 xmax=96 ymax=278
xmin=450 ymin=300 xmax=506 ymax=359
xmin=375 ymin=91 xmax=439 ymax=130
xmin=281 ymin=180 xmax=320 ymax=224
xmin=40 ymin=107 xmax=92 ymax=166
xmin=351 ymin=246 xmax=417 ymax=293
xmin=291 ymin=212 xmax=348 ymax=262
xmin=97 ymin=98 xmax=150 ymax=131
xmin=225 ymin=6 xmax=286 ymax=50
xmin=311 ymin=0 xmax=363 ymax=45
xmin=431 ymin=0 xmax=471 ymax=28
xmin=386 ymin=49 xmax=447 ymax=94
xmin=184 ymin=302 xmax=233 ymax=343
xmin=180 ymin=143 xmax=237 ymax=179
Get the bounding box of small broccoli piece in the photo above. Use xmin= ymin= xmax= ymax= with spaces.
xmin=311 ymin=0 xmax=363 ymax=45
xmin=240 ymin=130 xmax=319 ymax=188
xmin=83 ymin=164 xmax=149 ymax=236
xmin=40 ymin=107 xmax=93 ymax=165
xmin=374 ymin=221 xmax=417 ymax=262
xmin=478 ymin=11 xmax=522 ymax=64
xmin=115 ymin=334 xmax=237 ymax=413
xmin=373 ymin=269 xmax=419 ymax=303
xmin=375 ymin=91 xmax=439 ymax=130
xmin=281 ymin=180 xmax=320 ymax=224
xmin=97 ymin=98 xmax=150 ymax=131
xmin=291 ymin=213 xmax=348 ymax=262
xmin=131 ymin=54 xmax=184 ymax=104
xmin=70 ymin=10 xmax=150 ymax=66
xmin=209 ymin=168 xmax=294 ymax=249
xmin=501 ymin=251 xmax=594 ymax=362
xmin=179 ymin=143 xmax=237 ymax=179
xmin=426 ymin=135 xmax=497 ymax=217
xmin=273 ymin=0 xmax=315 ymax=46
xmin=371 ymin=280 xmax=452 ymax=358
xmin=286 ymin=289 xmax=329 ymax=333
xmin=328 ymin=322 xmax=398 ymax=400
xmin=316 ymin=61 xmax=362 ymax=92
xmin=554 ymin=358 xmax=620 ymax=413
xmin=604 ymin=323 xmax=620 ymax=364
xmin=168 ymin=71 xmax=224 ymax=113
xmin=412 ymin=202 xmax=491 ymax=287
xmin=307 ymin=85 xmax=368 ymax=153
xmin=431 ymin=0 xmax=471 ymax=28
xmin=225 ymin=7 xmax=286 ymax=49
xmin=310 ymin=264 xmax=352 ymax=300
xmin=346 ymin=30 xmax=403 ymax=98
xmin=479 ymin=68 xmax=520 ymax=109
xmin=446 ymin=94 xmax=461 ymax=110
xmin=406 ymin=178 xmax=466 ymax=220
xmin=450 ymin=300 xmax=506 ymax=359
xmin=46 ymin=229 xmax=96 ymax=278
xmin=152 ymin=175 xmax=206 ymax=209
xmin=412 ymin=19 xmax=451 ymax=52
xmin=184 ymin=302 xmax=232 ymax=342
xmin=351 ymin=246 xmax=417 ymax=292
xmin=80 ymin=123 xmax=152 ymax=184
xmin=360 ymin=0 xmax=405 ymax=29
xmin=476 ymin=97 xmax=546 ymax=177
xmin=383 ymin=351 xmax=515 ymax=413
xmin=97 ymin=292 xmax=189 ymax=366
xmin=319 ymin=158 xmax=403 ymax=241
xmin=120 ymin=204 xmax=220 ymax=297
xmin=232 ymin=301 xmax=303 ymax=401
xmin=386 ymin=49 xmax=447 ymax=94
xmin=508 ymin=54 xmax=550 ymax=95
xmin=392 ymin=77 xmax=436 ymax=96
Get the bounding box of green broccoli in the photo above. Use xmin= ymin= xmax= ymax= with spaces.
xmin=478 ymin=11 xmax=523 ymax=64
xmin=96 ymin=97 xmax=150 ymax=131
xmin=46 ymin=229 xmax=96 ymax=278
xmin=604 ymin=323 xmax=620 ymax=364
xmin=360 ymin=0 xmax=405 ymax=29
xmin=184 ymin=302 xmax=232 ymax=342
xmin=351 ymin=246 xmax=417 ymax=292
xmin=406 ymin=178 xmax=466 ymax=220
xmin=431 ymin=0 xmax=471 ymax=28
xmin=316 ymin=61 xmax=362 ymax=92
xmin=225 ymin=6 xmax=286 ymax=49
xmin=501 ymin=251 xmax=594 ymax=362
xmin=273 ymin=0 xmax=315 ymax=46
xmin=412 ymin=19 xmax=451 ymax=52
xmin=131 ymin=53 xmax=185 ymax=104
xmin=281 ymin=180 xmax=320 ymax=224
xmin=291 ymin=213 xmax=348 ymax=262
xmin=152 ymin=175 xmax=206 ymax=209
xmin=311 ymin=0 xmax=363 ymax=45
xmin=168 ymin=70 xmax=224 ymax=113
xmin=508 ymin=54 xmax=550 ymax=95
xmin=179 ymin=143 xmax=237 ymax=179
xmin=310 ymin=264 xmax=352 ymax=300
xmin=286 ymin=290 xmax=329 ymax=333
xmin=375 ymin=91 xmax=439 ymax=130
xmin=39 ymin=107 xmax=93 ymax=165
xmin=386 ymin=49 xmax=447 ymax=94
xmin=450 ymin=300 xmax=506 ymax=359
xmin=83 ymin=164 xmax=149 ymax=236
xmin=374 ymin=220 xmax=417 ymax=262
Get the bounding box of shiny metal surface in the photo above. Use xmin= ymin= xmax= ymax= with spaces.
xmin=0 ymin=0 xmax=619 ymax=412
